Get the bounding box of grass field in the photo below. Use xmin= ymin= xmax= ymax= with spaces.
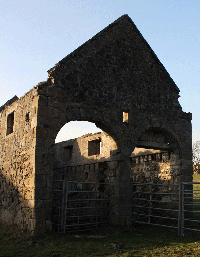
xmin=193 ymin=174 xmax=200 ymax=205
xmin=193 ymin=174 xmax=200 ymax=190
xmin=1 ymin=222 xmax=200 ymax=257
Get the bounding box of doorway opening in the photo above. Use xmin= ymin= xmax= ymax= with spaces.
xmin=131 ymin=128 xmax=180 ymax=185
xmin=52 ymin=121 xmax=118 ymax=233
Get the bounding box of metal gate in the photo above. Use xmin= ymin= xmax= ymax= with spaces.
xmin=52 ymin=180 xmax=110 ymax=233
xmin=133 ymin=182 xmax=200 ymax=236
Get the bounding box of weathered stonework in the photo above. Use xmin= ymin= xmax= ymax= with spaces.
xmin=130 ymin=152 xmax=181 ymax=184
xmin=53 ymin=132 xmax=117 ymax=167
xmin=0 ymin=15 xmax=192 ymax=234
xmin=53 ymin=132 xmax=181 ymax=185
xmin=0 ymin=89 xmax=39 ymax=232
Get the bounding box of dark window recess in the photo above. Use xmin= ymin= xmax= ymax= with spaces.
xmin=7 ymin=112 xmax=14 ymax=135
xmin=130 ymin=157 xmax=136 ymax=164
xmin=63 ymin=145 xmax=73 ymax=160
xmin=85 ymin=172 xmax=88 ymax=180
xmin=88 ymin=139 xmax=101 ymax=156
xmin=99 ymin=179 xmax=105 ymax=192
xmin=123 ymin=111 xmax=129 ymax=123
xmin=25 ymin=112 xmax=30 ymax=122
xmin=99 ymin=162 xmax=108 ymax=170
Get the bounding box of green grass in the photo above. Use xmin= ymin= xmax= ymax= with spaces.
xmin=193 ymin=174 xmax=200 ymax=186
xmin=193 ymin=174 xmax=200 ymax=199
xmin=1 ymin=222 xmax=200 ymax=257
xmin=193 ymin=174 xmax=200 ymax=203
xmin=193 ymin=174 xmax=200 ymax=220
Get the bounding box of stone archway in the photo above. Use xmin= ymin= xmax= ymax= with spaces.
xmin=34 ymin=100 xmax=134 ymax=232
xmin=131 ymin=127 xmax=182 ymax=185
xmin=52 ymin=118 xmax=121 ymax=179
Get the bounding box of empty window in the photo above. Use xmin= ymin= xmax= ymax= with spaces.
xmin=123 ymin=111 xmax=129 ymax=123
xmin=88 ymin=139 xmax=101 ymax=156
xmin=63 ymin=145 xmax=73 ymax=160
xmin=7 ymin=112 xmax=14 ymax=135
xmin=25 ymin=112 xmax=30 ymax=122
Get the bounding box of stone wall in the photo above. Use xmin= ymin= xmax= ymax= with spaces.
xmin=53 ymin=132 xmax=117 ymax=168
xmin=130 ymin=151 xmax=181 ymax=184
xmin=0 ymin=88 xmax=38 ymax=232
xmin=53 ymin=132 xmax=181 ymax=185
xmin=53 ymin=162 xmax=111 ymax=183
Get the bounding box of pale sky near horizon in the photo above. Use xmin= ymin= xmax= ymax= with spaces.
xmin=0 ymin=0 xmax=199 ymax=143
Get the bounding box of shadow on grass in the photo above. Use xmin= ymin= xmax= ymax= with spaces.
xmin=1 ymin=222 xmax=200 ymax=257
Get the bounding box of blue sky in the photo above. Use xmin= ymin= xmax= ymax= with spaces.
xmin=0 ymin=0 xmax=199 ymax=143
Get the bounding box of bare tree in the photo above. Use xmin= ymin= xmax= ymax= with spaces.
xmin=193 ymin=141 xmax=200 ymax=173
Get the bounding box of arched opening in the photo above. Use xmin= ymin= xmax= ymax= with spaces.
xmin=131 ymin=128 xmax=184 ymax=229
xmin=51 ymin=120 xmax=119 ymax=233
xmin=55 ymin=121 xmax=103 ymax=143
xmin=130 ymin=128 xmax=181 ymax=185
xmin=53 ymin=121 xmax=118 ymax=173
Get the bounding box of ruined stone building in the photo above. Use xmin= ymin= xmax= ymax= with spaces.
xmin=0 ymin=15 xmax=192 ymax=234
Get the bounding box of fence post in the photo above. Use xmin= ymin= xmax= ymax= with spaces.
xmin=178 ymin=182 xmax=184 ymax=236
xmin=64 ymin=181 xmax=69 ymax=234
xmin=178 ymin=182 xmax=182 ymax=236
xmin=132 ymin=184 xmax=137 ymax=222
xmin=148 ymin=184 xmax=152 ymax=224
xmin=61 ymin=180 xmax=67 ymax=233
xmin=181 ymin=183 xmax=185 ymax=236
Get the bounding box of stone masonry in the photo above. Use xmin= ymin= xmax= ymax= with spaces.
xmin=0 ymin=91 xmax=38 ymax=232
xmin=53 ymin=132 xmax=117 ymax=168
xmin=53 ymin=132 xmax=181 ymax=185
xmin=0 ymin=15 xmax=192 ymax=234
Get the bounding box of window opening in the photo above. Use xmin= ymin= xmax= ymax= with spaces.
xmin=25 ymin=112 xmax=30 ymax=122
xmin=7 ymin=112 xmax=14 ymax=135
xmin=63 ymin=145 xmax=73 ymax=160
xmin=123 ymin=111 xmax=129 ymax=123
xmin=88 ymin=139 xmax=101 ymax=156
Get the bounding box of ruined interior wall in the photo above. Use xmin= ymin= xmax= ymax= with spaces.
xmin=131 ymin=147 xmax=161 ymax=157
xmin=53 ymin=162 xmax=111 ymax=184
xmin=130 ymin=151 xmax=181 ymax=184
xmin=0 ymin=88 xmax=38 ymax=232
xmin=53 ymin=132 xmax=117 ymax=168
xmin=53 ymin=132 xmax=181 ymax=185
xmin=53 ymin=132 xmax=117 ymax=184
